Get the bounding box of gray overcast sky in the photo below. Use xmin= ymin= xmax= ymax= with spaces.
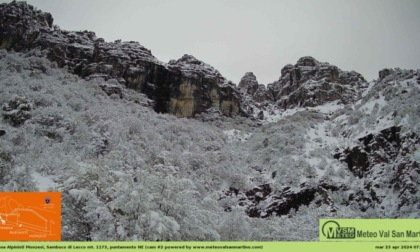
xmin=8 ymin=0 xmax=420 ymax=84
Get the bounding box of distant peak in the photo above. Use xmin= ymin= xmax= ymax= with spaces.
xmin=238 ymin=72 xmax=259 ymax=95
xmin=0 ymin=0 xmax=54 ymax=29
xmin=378 ymin=68 xmax=418 ymax=82
xmin=181 ymin=54 xmax=197 ymax=60
xmin=176 ymin=54 xmax=201 ymax=64
xmin=296 ymin=56 xmax=319 ymax=67
xmin=280 ymin=64 xmax=294 ymax=77
xmin=168 ymin=54 xmax=225 ymax=81
xmin=240 ymin=72 xmax=258 ymax=83
xmin=243 ymin=72 xmax=256 ymax=77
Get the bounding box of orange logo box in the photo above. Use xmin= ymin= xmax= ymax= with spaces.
xmin=0 ymin=192 xmax=61 ymax=241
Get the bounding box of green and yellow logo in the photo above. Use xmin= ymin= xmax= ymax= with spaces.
xmin=321 ymin=220 xmax=356 ymax=239
xmin=320 ymin=219 xmax=420 ymax=242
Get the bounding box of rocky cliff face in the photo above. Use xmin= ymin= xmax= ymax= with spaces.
xmin=0 ymin=1 xmax=373 ymax=119
xmin=236 ymin=56 xmax=368 ymax=120
xmin=0 ymin=1 xmax=242 ymax=118
xmin=334 ymin=126 xmax=420 ymax=210
xmin=167 ymin=55 xmax=241 ymax=117
xmin=0 ymin=1 xmax=375 ymax=119
xmin=267 ymin=56 xmax=368 ymax=109
xmin=238 ymin=72 xmax=273 ymax=104
xmin=236 ymin=72 xmax=273 ymax=119
xmin=238 ymin=72 xmax=259 ymax=96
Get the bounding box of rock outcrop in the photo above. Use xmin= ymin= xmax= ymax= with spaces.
xmin=236 ymin=57 xmax=368 ymax=119
xmin=221 ymin=182 xmax=339 ymax=218
xmin=0 ymin=1 xmax=242 ymax=118
xmin=238 ymin=72 xmax=259 ymax=96
xmin=378 ymin=68 xmax=419 ymax=83
xmin=334 ymin=126 xmax=420 ymax=209
xmin=238 ymin=72 xmax=273 ymax=103
xmin=237 ymin=72 xmax=274 ymax=117
xmin=167 ymin=55 xmax=241 ymax=117
xmin=266 ymin=56 xmax=367 ymax=109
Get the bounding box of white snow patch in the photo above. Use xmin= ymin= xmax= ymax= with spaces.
xmin=306 ymin=157 xmax=322 ymax=167
xmin=110 ymin=170 xmax=127 ymax=178
xmin=262 ymin=109 xmax=284 ymax=123
xmin=309 ymin=100 xmax=344 ymax=114
xmin=304 ymin=121 xmax=340 ymax=153
xmin=70 ymin=43 xmax=93 ymax=50
xmin=223 ymin=129 xmax=252 ymax=143
xmin=360 ymin=99 xmax=376 ymax=114
xmin=414 ymin=148 xmax=420 ymax=162
xmin=359 ymin=90 xmax=387 ymax=114
xmin=362 ymin=81 xmax=375 ymax=97
xmin=260 ymin=107 xmax=306 ymax=124
xmin=262 ymin=101 xmax=344 ymax=124
xmin=32 ymin=172 xmax=57 ymax=191
xmin=354 ymin=112 xmax=395 ymax=139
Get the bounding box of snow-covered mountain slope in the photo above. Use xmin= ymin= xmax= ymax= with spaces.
xmin=0 ymin=50 xmax=233 ymax=240
xmin=0 ymin=1 xmax=419 ymax=242
xmin=228 ymin=68 xmax=420 ymax=220
xmin=1 ymin=50 xmax=419 ymax=241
